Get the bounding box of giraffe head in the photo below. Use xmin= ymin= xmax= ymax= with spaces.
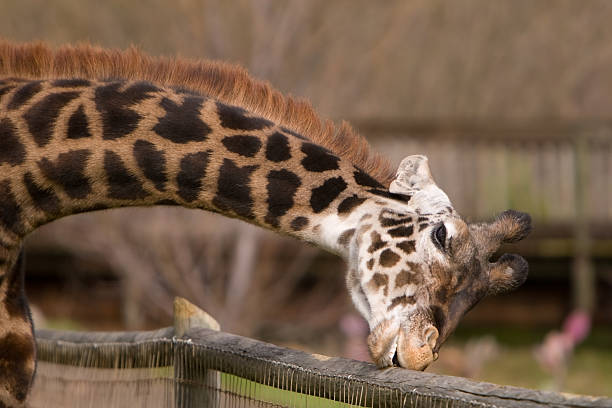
xmin=346 ymin=155 xmax=531 ymax=370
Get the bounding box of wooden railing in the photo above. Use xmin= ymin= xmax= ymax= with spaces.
xmin=29 ymin=298 xmax=612 ymax=408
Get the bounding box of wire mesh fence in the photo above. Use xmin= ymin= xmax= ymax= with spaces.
xmin=30 ymin=325 xmax=611 ymax=408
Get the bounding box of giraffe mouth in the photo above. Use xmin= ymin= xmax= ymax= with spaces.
xmin=392 ymin=350 xmax=400 ymax=366
xmin=392 ymin=348 xmax=438 ymax=367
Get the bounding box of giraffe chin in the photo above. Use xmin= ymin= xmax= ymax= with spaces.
xmin=367 ymin=315 xmax=439 ymax=371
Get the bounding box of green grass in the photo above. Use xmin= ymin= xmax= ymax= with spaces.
xmin=43 ymin=318 xmax=87 ymax=331
xmin=221 ymin=373 xmax=360 ymax=407
xmin=472 ymin=346 xmax=612 ymax=397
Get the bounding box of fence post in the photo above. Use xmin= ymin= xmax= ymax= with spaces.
xmin=173 ymin=297 xmax=220 ymax=408
xmin=572 ymin=136 xmax=595 ymax=313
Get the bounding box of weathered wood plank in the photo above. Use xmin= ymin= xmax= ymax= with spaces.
xmin=36 ymin=327 xmax=610 ymax=407
xmin=183 ymin=327 xmax=612 ymax=408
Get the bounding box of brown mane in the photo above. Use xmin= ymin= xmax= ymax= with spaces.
xmin=0 ymin=39 xmax=394 ymax=185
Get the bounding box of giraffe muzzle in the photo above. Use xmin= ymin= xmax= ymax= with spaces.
xmin=395 ymin=324 xmax=439 ymax=371
xmin=367 ymin=314 xmax=439 ymax=371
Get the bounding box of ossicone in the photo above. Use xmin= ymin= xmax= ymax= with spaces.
xmin=470 ymin=210 xmax=532 ymax=260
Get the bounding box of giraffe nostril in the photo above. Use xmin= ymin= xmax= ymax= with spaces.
xmin=424 ymin=326 xmax=439 ymax=349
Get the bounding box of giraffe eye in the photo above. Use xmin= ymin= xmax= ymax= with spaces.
xmin=432 ymin=223 xmax=447 ymax=251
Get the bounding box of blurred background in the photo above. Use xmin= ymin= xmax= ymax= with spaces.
xmin=1 ymin=0 xmax=611 ymax=397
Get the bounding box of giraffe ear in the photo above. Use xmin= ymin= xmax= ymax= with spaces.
xmin=389 ymin=155 xmax=435 ymax=195
xmin=487 ymin=253 xmax=529 ymax=295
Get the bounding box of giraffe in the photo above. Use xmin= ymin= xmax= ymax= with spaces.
xmin=0 ymin=40 xmax=531 ymax=407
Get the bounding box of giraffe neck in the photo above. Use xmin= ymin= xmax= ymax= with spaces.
xmin=0 ymin=78 xmax=391 ymax=260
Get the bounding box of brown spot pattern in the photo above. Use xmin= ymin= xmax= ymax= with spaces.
xmin=176 ymin=151 xmax=210 ymax=202
xmin=337 ymin=228 xmax=355 ymax=246
xmin=23 ymin=172 xmax=60 ymax=216
xmin=213 ymin=159 xmax=258 ymax=219
xmin=338 ymin=195 xmax=367 ymax=214
xmin=290 ymin=216 xmax=309 ymax=231
xmin=368 ymin=231 xmax=386 ymax=253
xmin=265 ymin=169 xmax=301 ymax=228
xmin=396 ymin=240 xmax=416 ymax=254
xmin=310 ymin=176 xmax=347 ymax=213
xmin=38 ymin=149 xmax=92 ymax=199
xmin=104 ymin=150 xmax=150 ymax=200
xmin=388 ymin=225 xmax=414 ymax=237
xmin=67 ymin=104 xmax=92 ymax=139
xmin=369 ymin=273 xmax=389 ymax=296
xmin=379 ymin=210 xmax=411 ymax=227
xmin=379 ymin=249 xmax=400 ymax=267
xmin=8 ymin=81 xmax=41 ymax=110
xmin=395 ymin=269 xmax=417 ymax=287
xmin=0 ymin=332 xmax=35 ymax=403
xmin=388 ymin=295 xmax=416 ymax=310
xmin=24 ymin=91 xmax=81 ymax=146
xmin=0 ymin=118 xmax=25 ymax=166
xmin=0 ymin=180 xmax=25 ymax=235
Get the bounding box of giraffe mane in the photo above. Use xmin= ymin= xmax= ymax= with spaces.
xmin=0 ymin=39 xmax=395 ymax=186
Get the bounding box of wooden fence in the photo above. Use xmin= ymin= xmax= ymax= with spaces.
xmin=29 ymin=298 xmax=612 ymax=408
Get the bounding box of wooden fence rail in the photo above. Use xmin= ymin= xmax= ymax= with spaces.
xmin=29 ymin=298 xmax=612 ymax=408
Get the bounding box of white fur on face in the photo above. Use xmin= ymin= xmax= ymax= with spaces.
xmin=305 ymin=155 xmax=469 ymax=368
xmin=312 ymin=176 xmax=458 ymax=331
